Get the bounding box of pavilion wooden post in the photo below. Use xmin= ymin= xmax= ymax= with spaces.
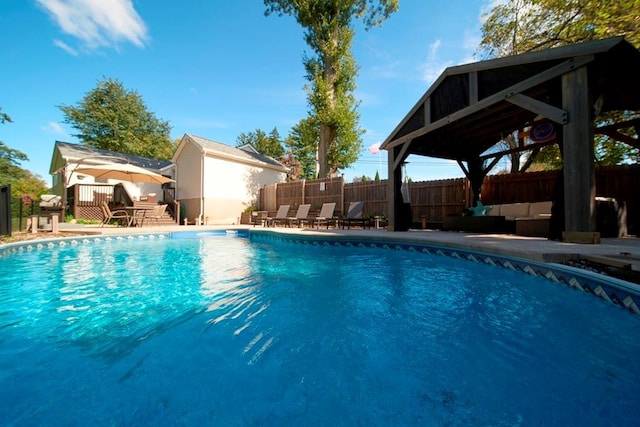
xmin=386 ymin=145 xmax=407 ymax=231
xmin=561 ymin=65 xmax=596 ymax=235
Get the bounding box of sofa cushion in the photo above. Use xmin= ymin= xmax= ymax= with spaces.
xmin=486 ymin=204 xmax=501 ymax=216
xmin=529 ymin=201 xmax=552 ymax=217
xmin=499 ymin=203 xmax=530 ymax=219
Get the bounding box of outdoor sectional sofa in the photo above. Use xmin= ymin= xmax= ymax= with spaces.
xmin=444 ymin=201 xmax=552 ymax=237
xmin=486 ymin=201 xmax=552 ymax=237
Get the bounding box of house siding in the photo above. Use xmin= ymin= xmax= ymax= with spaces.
xmin=175 ymin=141 xmax=203 ymax=220
xmin=174 ymin=134 xmax=286 ymax=224
xmin=200 ymin=154 xmax=285 ymax=224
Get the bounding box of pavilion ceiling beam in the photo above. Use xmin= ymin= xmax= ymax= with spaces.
xmin=596 ymin=129 xmax=640 ymax=149
xmin=457 ymin=160 xmax=469 ymax=178
xmin=392 ymin=140 xmax=412 ymax=171
xmin=506 ymin=93 xmax=568 ymax=124
xmin=384 ymin=55 xmax=595 ymax=150
xmin=479 ymin=139 xmax=557 ymax=161
xmin=457 ymin=155 xmax=503 ymax=179
xmin=595 ymin=117 xmax=640 ymax=132
xmin=594 ymin=118 xmax=640 ymax=149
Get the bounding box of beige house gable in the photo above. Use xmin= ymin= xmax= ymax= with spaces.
xmin=173 ymin=134 xmax=287 ymax=224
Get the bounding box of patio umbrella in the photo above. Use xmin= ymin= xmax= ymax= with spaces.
xmin=74 ymin=163 xmax=174 ymax=184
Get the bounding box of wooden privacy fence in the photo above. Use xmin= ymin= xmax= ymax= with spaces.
xmin=409 ymin=179 xmax=469 ymax=226
xmin=258 ymin=177 xmax=468 ymax=222
xmin=257 ymin=164 xmax=639 ymax=232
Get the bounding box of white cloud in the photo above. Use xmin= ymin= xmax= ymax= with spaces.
xmin=420 ymin=39 xmax=453 ymax=84
xmin=53 ymin=39 xmax=78 ymax=56
xmin=36 ymin=0 xmax=149 ymax=52
xmin=42 ymin=121 xmax=66 ymax=134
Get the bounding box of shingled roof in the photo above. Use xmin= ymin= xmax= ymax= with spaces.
xmin=183 ymin=134 xmax=288 ymax=172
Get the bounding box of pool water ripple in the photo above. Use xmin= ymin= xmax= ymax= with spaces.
xmin=0 ymin=234 xmax=639 ymax=425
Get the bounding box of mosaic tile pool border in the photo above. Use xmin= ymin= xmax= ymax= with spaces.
xmin=250 ymin=231 xmax=640 ymax=315
xmin=2 ymin=229 xmax=638 ymax=315
xmin=0 ymin=233 xmax=172 ymax=256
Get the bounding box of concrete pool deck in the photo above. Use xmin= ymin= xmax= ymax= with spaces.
xmin=42 ymin=222 xmax=639 ymax=279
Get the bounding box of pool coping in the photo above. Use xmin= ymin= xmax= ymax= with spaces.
xmin=2 ymin=227 xmax=639 ymax=315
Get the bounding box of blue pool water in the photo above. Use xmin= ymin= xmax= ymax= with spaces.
xmin=1 ymin=233 xmax=639 ymax=425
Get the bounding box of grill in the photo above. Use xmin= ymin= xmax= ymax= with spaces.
xmin=39 ymin=194 xmax=63 ymax=217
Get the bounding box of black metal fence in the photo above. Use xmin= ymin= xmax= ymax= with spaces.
xmin=0 ymin=185 xmax=11 ymax=236
xmin=4 ymin=195 xmax=61 ymax=234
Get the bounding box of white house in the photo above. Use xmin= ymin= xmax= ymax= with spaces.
xmin=173 ymin=134 xmax=287 ymax=225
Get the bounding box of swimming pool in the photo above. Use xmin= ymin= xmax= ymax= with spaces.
xmin=1 ymin=231 xmax=639 ymax=425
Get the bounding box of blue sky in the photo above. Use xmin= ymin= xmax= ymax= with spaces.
xmin=1 ymin=0 xmax=499 ymax=185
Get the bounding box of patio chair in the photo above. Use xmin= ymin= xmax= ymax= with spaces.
xmin=287 ymin=204 xmax=311 ymax=228
xmin=100 ymin=201 xmax=130 ymax=227
xmin=313 ymin=202 xmax=337 ymax=229
xmin=340 ymin=201 xmax=370 ymax=229
xmin=267 ymin=205 xmax=290 ymax=227
xmin=143 ymin=204 xmax=167 ymax=226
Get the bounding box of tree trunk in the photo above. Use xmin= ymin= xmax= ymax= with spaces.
xmin=317 ymin=29 xmax=339 ymax=179
xmin=318 ymin=124 xmax=336 ymax=178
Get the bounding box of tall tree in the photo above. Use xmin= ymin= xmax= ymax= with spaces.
xmin=478 ymin=0 xmax=639 ymax=170
xmin=59 ymin=78 xmax=174 ymax=160
xmin=236 ymin=127 xmax=285 ymax=159
xmin=264 ymin=0 xmax=398 ymax=178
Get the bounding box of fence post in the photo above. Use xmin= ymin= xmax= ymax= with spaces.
xmin=0 ymin=185 xmax=11 ymax=236
xmin=340 ymin=176 xmax=345 ymax=215
xmin=30 ymin=215 xmax=38 ymax=234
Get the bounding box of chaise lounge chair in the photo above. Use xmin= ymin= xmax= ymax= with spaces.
xmin=340 ymin=201 xmax=370 ymax=229
xmin=288 ymin=204 xmax=311 ymax=228
xmin=313 ymin=202 xmax=337 ymax=229
xmin=267 ymin=205 xmax=290 ymax=227
xmin=251 ymin=211 xmax=269 ymax=227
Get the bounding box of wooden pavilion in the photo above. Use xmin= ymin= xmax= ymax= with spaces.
xmin=381 ymin=37 xmax=640 ymax=239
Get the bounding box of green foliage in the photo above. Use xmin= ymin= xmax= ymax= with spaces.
xmin=264 ymin=0 xmax=397 ymax=177
xmin=479 ymin=0 xmax=640 ymax=170
xmin=0 ymin=107 xmax=12 ymax=124
xmin=0 ymin=109 xmax=48 ymax=198
xmin=59 ymin=78 xmax=175 ymax=160
xmin=236 ymin=127 xmax=285 ymax=159
xmin=478 ymin=0 xmax=639 ymax=58
xmin=531 ymin=145 xmax=563 ymax=170
xmin=285 ymin=117 xmax=318 ymax=180
xmin=64 ymin=215 xmax=100 ymax=225
xmin=374 ymin=170 xmax=380 ymax=181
